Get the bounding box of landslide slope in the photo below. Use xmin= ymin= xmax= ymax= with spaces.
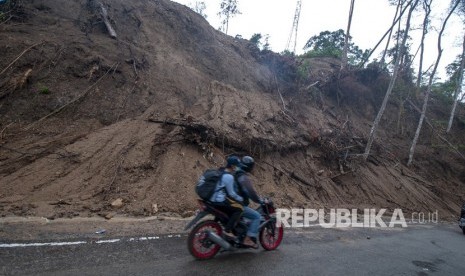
xmin=0 ymin=0 xmax=464 ymax=219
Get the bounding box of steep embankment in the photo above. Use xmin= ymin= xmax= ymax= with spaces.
xmin=0 ymin=0 xmax=464 ymax=219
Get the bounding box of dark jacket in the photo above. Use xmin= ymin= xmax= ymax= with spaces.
xmin=235 ymin=170 xmax=261 ymax=206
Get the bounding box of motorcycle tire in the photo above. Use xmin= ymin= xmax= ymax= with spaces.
xmin=259 ymin=220 xmax=284 ymax=251
xmin=187 ymin=220 xmax=222 ymax=260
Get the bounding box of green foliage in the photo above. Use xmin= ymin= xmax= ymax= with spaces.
xmin=249 ymin=33 xmax=270 ymax=51
xmin=0 ymin=0 xmax=22 ymax=23
xmin=0 ymin=0 xmax=10 ymax=21
xmin=431 ymin=81 xmax=454 ymax=103
xmin=250 ymin=33 xmax=262 ymax=47
xmin=296 ymin=60 xmax=310 ymax=80
xmin=219 ymin=0 xmax=240 ymax=16
xmin=302 ymin=47 xmax=342 ymax=59
xmin=304 ymin=30 xmax=345 ymax=52
xmin=280 ymin=50 xmax=295 ymax=57
xmin=430 ymin=55 xmax=465 ymax=103
xmin=386 ymin=30 xmax=415 ymax=82
xmin=262 ymin=35 xmax=270 ymax=51
xmin=446 ymin=55 xmax=461 ymax=77
xmin=302 ymin=29 xmax=369 ymax=65
xmin=38 ymin=86 xmax=50 ymax=95
xmin=218 ymin=0 xmax=241 ymax=34
xmin=188 ymin=1 xmax=207 ymax=19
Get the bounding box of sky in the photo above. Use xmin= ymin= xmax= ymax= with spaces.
xmin=172 ymin=0 xmax=465 ymax=81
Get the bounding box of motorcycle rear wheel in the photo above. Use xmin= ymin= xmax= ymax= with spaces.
xmin=187 ymin=220 xmax=222 ymax=260
xmin=259 ymin=220 xmax=284 ymax=250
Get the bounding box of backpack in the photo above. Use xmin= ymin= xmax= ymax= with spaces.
xmin=195 ymin=169 xmax=225 ymax=201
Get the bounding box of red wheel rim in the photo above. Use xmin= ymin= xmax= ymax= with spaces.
xmin=188 ymin=221 xmax=222 ymax=259
xmin=260 ymin=221 xmax=284 ymax=250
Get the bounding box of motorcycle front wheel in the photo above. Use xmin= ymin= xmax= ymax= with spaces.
xmin=259 ymin=220 xmax=284 ymax=250
xmin=187 ymin=220 xmax=223 ymax=260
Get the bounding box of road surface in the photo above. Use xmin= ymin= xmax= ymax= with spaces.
xmin=1 ymin=222 xmax=464 ymax=275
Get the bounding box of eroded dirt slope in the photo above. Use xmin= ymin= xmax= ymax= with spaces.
xmin=0 ymin=0 xmax=464 ymax=220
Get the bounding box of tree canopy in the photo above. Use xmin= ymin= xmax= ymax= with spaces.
xmin=303 ymin=29 xmax=369 ymax=66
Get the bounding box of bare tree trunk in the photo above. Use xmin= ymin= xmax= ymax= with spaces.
xmin=416 ymin=0 xmax=432 ymax=89
xmin=407 ymin=0 xmax=460 ymax=166
xmin=447 ymin=33 xmax=465 ymax=133
xmin=98 ymin=2 xmax=117 ymax=39
xmin=341 ymin=0 xmax=355 ymax=70
xmin=225 ymin=13 xmax=230 ymax=34
xmin=396 ymin=96 xmax=405 ymax=134
xmin=364 ymin=0 xmax=419 ymax=160
xmin=381 ymin=0 xmax=402 ymax=65
xmin=359 ymin=0 xmax=412 ymax=67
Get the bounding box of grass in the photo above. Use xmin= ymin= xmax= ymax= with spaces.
xmin=38 ymin=86 xmax=50 ymax=94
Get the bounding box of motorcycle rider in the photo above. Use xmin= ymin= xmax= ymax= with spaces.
xmin=209 ymin=156 xmax=244 ymax=240
xmin=235 ymin=156 xmax=264 ymax=249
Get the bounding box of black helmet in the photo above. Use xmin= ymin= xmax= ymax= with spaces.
xmin=226 ymin=156 xmax=241 ymax=168
xmin=241 ymin=156 xmax=255 ymax=172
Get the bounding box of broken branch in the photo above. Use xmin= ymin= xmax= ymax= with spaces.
xmin=0 ymin=42 xmax=42 ymax=76
xmin=24 ymin=62 xmax=119 ymax=130
xmin=262 ymin=160 xmax=317 ymax=187
xmin=305 ymin=81 xmax=320 ymax=90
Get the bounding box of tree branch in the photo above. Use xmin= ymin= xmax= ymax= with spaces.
xmin=0 ymin=42 xmax=42 ymax=76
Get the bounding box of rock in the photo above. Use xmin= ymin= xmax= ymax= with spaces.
xmin=111 ymin=198 xmax=124 ymax=208
xmin=104 ymin=213 xmax=114 ymax=220
xmin=181 ymin=210 xmax=195 ymax=218
xmin=152 ymin=203 xmax=158 ymax=214
xmin=317 ymin=170 xmax=324 ymax=176
xmin=321 ymin=128 xmax=333 ymax=136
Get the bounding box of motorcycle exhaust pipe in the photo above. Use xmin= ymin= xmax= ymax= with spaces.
xmin=207 ymin=231 xmax=231 ymax=250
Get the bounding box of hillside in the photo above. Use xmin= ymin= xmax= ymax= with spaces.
xmin=0 ymin=0 xmax=464 ymax=220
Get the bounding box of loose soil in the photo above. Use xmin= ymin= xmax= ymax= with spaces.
xmin=0 ymin=0 xmax=464 ymax=228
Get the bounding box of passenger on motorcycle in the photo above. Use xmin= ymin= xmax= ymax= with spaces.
xmin=235 ymin=156 xmax=264 ymax=249
xmin=209 ymin=156 xmax=244 ymax=240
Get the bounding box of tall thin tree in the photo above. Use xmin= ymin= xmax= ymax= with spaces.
xmin=407 ymin=0 xmax=460 ymax=165
xmin=381 ymin=0 xmax=403 ymax=65
xmin=189 ymin=1 xmax=207 ymax=19
xmin=446 ymin=34 xmax=465 ymax=132
xmin=447 ymin=0 xmax=465 ymax=133
xmin=218 ymin=0 xmax=241 ymax=35
xmin=341 ymin=0 xmax=355 ymax=70
xmin=416 ymin=0 xmax=433 ymax=89
xmin=364 ymin=0 xmax=419 ymax=160
xmin=359 ymin=0 xmax=412 ymax=67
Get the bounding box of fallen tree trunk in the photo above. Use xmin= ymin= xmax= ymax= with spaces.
xmin=96 ymin=1 xmax=117 ymax=39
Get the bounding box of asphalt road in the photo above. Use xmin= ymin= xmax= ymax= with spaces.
xmin=1 ymin=223 xmax=464 ymax=275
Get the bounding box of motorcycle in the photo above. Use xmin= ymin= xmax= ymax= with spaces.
xmin=185 ymin=198 xmax=284 ymax=260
